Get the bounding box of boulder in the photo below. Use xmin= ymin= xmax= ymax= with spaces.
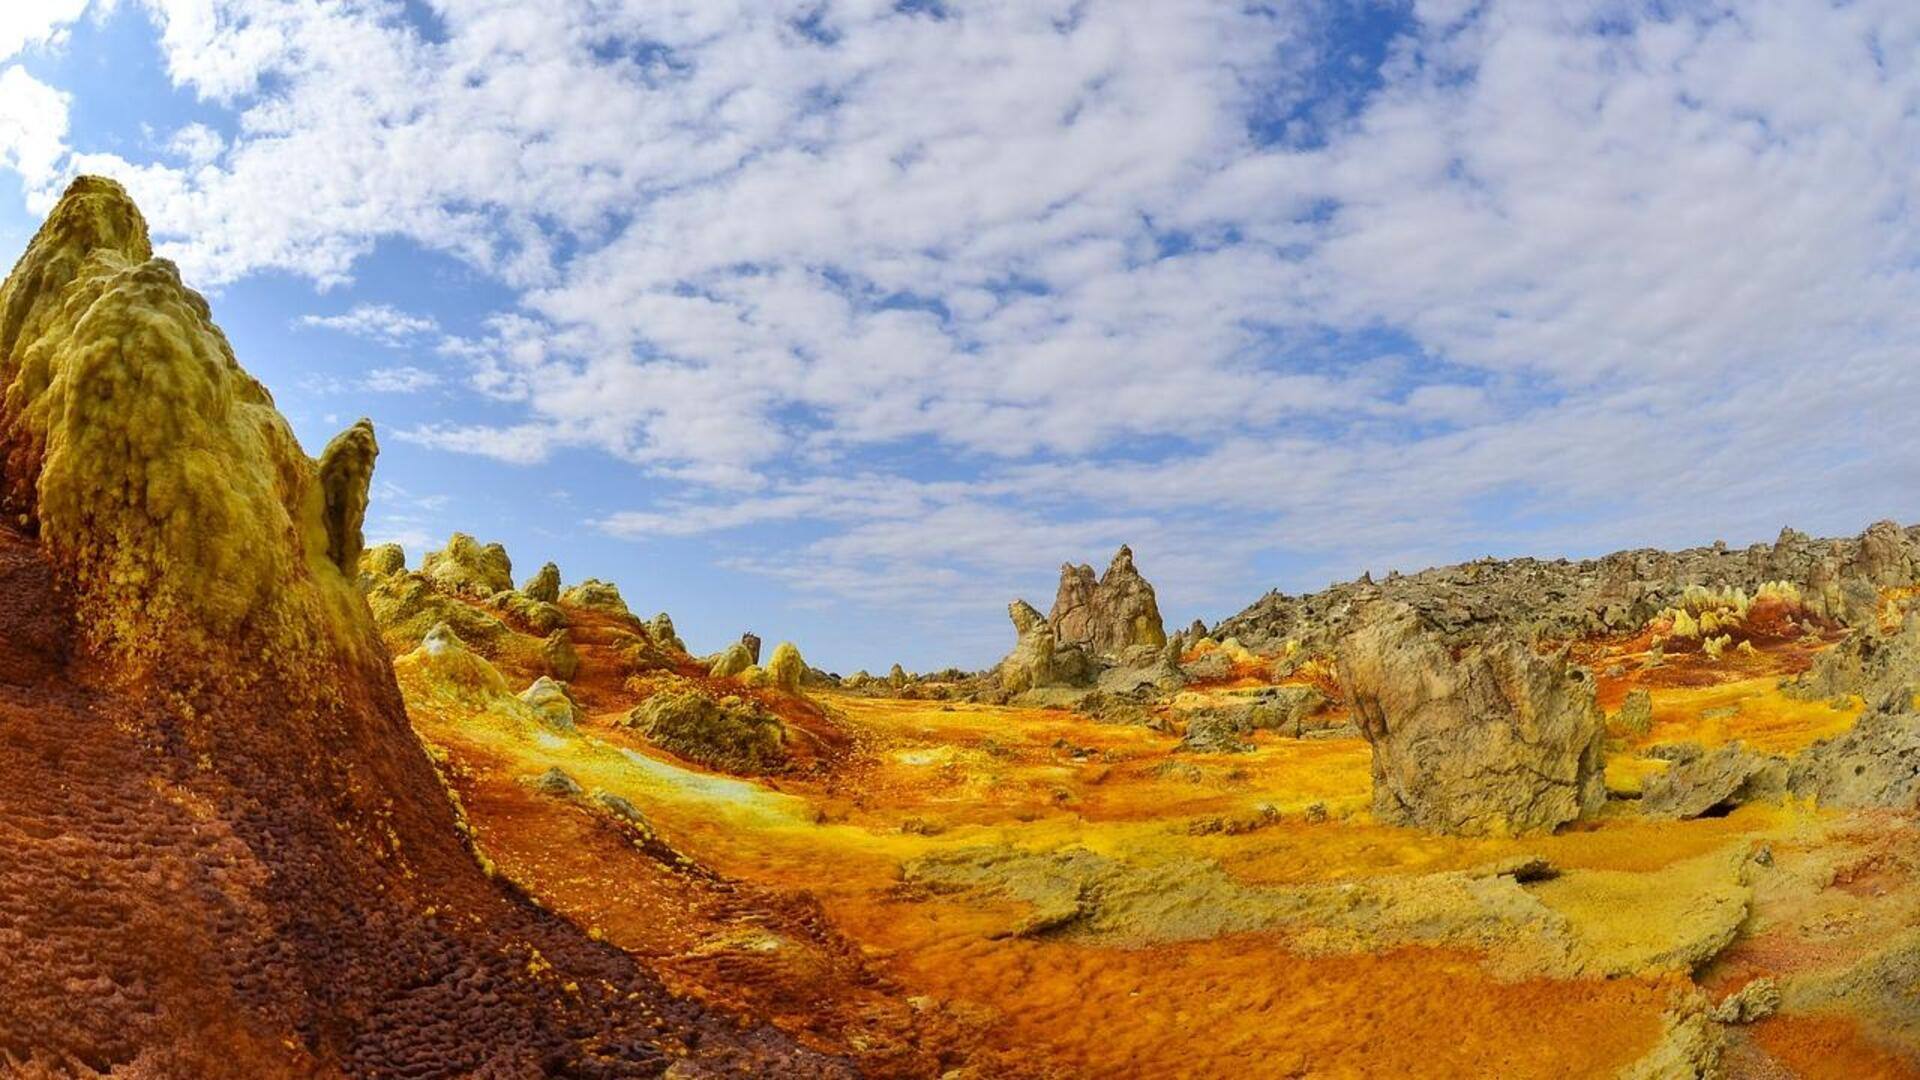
xmin=542 ymin=628 xmax=580 ymax=681
xmin=740 ymin=632 xmax=763 ymax=665
xmin=1640 ymin=742 xmax=1784 ymax=819
xmin=529 ymin=766 xmax=583 ymax=798
xmin=999 ymin=600 xmax=1093 ymax=694
xmin=888 ymin=663 xmax=909 ymax=689
xmin=1048 ymin=545 xmax=1167 ymax=658
xmin=1613 ymin=688 xmax=1654 ymax=736
xmin=421 ymin=533 xmax=513 ymax=598
xmin=766 ymin=641 xmax=805 ymax=694
xmin=1790 ymin=612 xmax=1920 ymax=705
xmin=1337 ymin=602 xmax=1607 ymax=836
xmin=522 ymin=561 xmax=561 ymax=603
xmin=1848 ymin=519 xmax=1915 ymax=589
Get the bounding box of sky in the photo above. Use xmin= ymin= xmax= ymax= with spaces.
xmin=0 ymin=0 xmax=1916 ymax=672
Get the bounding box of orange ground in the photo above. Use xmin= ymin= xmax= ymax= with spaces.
xmin=401 ymin=611 xmax=1920 ymax=1078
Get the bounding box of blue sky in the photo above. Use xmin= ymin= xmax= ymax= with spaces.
xmin=1 ymin=1 xmax=1917 ymax=671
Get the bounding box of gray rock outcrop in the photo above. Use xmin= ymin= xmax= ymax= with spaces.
xmin=1216 ymin=521 xmax=1917 ymax=652
xmin=999 ymin=600 xmax=1093 ymax=694
xmin=1788 ymin=703 xmax=1920 ymax=810
xmin=1337 ymin=602 xmax=1607 ymax=836
xmin=1640 ymin=742 xmax=1784 ymax=819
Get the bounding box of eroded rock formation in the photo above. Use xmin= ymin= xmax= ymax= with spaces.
xmin=1337 ymin=602 xmax=1607 ymax=836
xmin=767 ymin=640 xmax=806 ymax=693
xmin=1048 ymin=545 xmax=1167 ymax=657
xmin=999 ymin=599 xmax=1093 ymax=694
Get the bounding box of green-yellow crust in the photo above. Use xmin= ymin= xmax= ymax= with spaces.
xmin=0 ymin=176 xmax=377 ymax=673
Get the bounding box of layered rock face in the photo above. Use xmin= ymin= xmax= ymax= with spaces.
xmin=1337 ymin=603 xmax=1607 ymax=836
xmin=0 ymin=178 xmax=838 ymax=1077
xmin=1048 ymin=545 xmax=1167 ymax=658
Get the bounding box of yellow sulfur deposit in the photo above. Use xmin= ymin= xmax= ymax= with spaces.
xmin=0 ymin=176 xmax=375 ymax=672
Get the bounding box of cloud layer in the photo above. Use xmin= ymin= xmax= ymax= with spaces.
xmin=6 ymin=0 xmax=1920 ymax=662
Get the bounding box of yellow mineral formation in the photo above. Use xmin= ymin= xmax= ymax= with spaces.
xmin=0 ymin=176 xmax=375 ymax=672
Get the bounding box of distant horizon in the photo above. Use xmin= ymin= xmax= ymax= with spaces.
xmin=4 ymin=3 xmax=1918 ymax=672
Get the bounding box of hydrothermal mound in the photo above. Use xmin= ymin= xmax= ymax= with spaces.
xmin=3 ymin=176 xmax=1917 ymax=1080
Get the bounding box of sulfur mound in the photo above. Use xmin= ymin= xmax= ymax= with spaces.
xmin=624 ymin=686 xmax=788 ymax=774
xmin=358 ymin=541 xmax=408 ymax=579
xmin=560 ymin=577 xmax=632 ymax=616
xmin=709 ymin=640 xmax=756 ymax=679
xmin=0 ymin=177 xmax=842 ymax=1078
xmin=0 ymin=176 xmax=372 ymax=674
xmin=1337 ymin=602 xmax=1607 ymax=836
xmin=518 ymin=675 xmax=583 ymax=732
xmin=421 ymin=532 xmax=514 ymax=598
xmin=521 ymin=560 xmax=561 ymax=603
xmin=766 ymin=640 xmax=807 ymax=694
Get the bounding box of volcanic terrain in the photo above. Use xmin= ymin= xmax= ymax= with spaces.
xmin=2 ymin=178 xmax=1918 ymax=1079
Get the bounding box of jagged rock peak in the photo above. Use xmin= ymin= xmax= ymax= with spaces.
xmin=1009 ymin=598 xmax=1048 ymax=635
xmin=1048 ymin=543 xmax=1167 ymax=658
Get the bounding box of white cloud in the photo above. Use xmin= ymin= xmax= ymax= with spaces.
xmin=166 ymin=121 xmax=225 ymax=167
xmin=10 ymin=0 xmax=1920 ymax=662
xmin=0 ymin=67 xmax=70 ymax=188
xmin=361 ymin=365 xmax=440 ymax=393
xmin=298 ymin=302 xmax=439 ymax=345
xmin=395 ymin=422 xmax=554 ymax=466
xmin=0 ymin=0 xmax=92 ymax=64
